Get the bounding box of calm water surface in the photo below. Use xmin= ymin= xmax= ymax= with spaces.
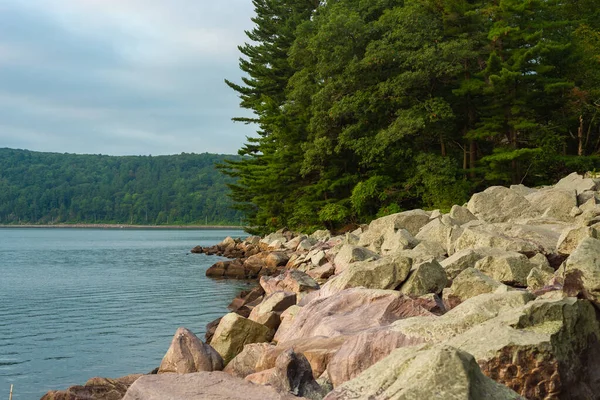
xmin=0 ymin=228 xmax=251 ymax=399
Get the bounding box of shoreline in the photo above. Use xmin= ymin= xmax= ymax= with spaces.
xmin=0 ymin=224 xmax=244 ymax=230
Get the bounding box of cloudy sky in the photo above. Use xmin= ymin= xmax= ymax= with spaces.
xmin=0 ymin=0 xmax=257 ymax=155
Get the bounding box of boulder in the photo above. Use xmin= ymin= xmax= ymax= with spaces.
xmin=332 ymin=244 xmax=379 ymax=274
xmin=326 ymin=327 xmax=427 ymax=388
xmin=224 ymin=343 xmax=274 ymax=378
xmin=442 ymin=268 xmax=504 ymax=307
xmin=525 ymin=188 xmax=577 ymax=221
xmin=260 ymin=270 xmax=320 ymax=296
xmin=449 ymin=204 xmax=478 ymax=225
xmin=257 ymin=336 xmax=348 ymax=379
xmin=358 ymin=210 xmax=430 ymax=250
xmin=554 ymin=171 xmax=598 ymax=194
xmin=467 ymin=186 xmax=537 ymax=223
xmin=473 ymin=251 xmax=535 ymax=287
xmin=324 ymin=345 xmax=524 ymax=400
xmin=307 ymin=263 xmax=336 ymax=282
xmin=158 ymin=327 xmax=223 ymax=373
xmin=249 ymin=292 xmax=296 ymax=320
xmin=275 ymin=288 xmax=434 ymax=343
xmin=122 ymin=371 xmax=301 ymax=400
xmin=557 ymin=226 xmax=598 ymax=255
xmin=389 ymin=291 xmax=534 ymax=344
xmin=562 ymin=237 xmax=600 ymax=306
xmin=319 ymin=255 xmax=412 ymax=296
xmin=446 ymin=296 xmax=600 ymax=399
xmin=265 ymin=251 xmax=291 ymax=269
xmin=399 ymin=259 xmax=448 ymax=296
xmin=210 ymin=313 xmax=272 ymax=365
xmin=311 ymin=230 xmax=331 ymax=241
xmin=528 ymin=253 xmax=552 ymax=272
xmin=415 ymin=219 xmax=456 ymax=252
xmin=440 ymin=248 xmax=485 ymax=280
xmin=453 ymin=226 xmax=543 ymax=254
xmin=510 ymin=184 xmax=538 ymax=197
xmin=526 ymin=267 xmax=554 ymax=291
xmin=42 ymin=375 xmax=143 ymax=400
xmin=243 ymin=253 xmax=268 ymax=277
xmin=273 ymin=305 xmax=302 ymax=343
xmin=380 ymin=228 xmax=418 ymax=255
xmin=249 ymin=350 xmax=325 ymax=400
xmin=402 ymin=240 xmax=447 ymax=262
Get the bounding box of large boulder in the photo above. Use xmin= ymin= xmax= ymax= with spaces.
xmin=332 ymin=244 xmax=379 ymax=274
xmin=247 ymin=350 xmax=325 ymax=400
xmin=453 ymin=225 xmax=543 ymax=254
xmin=525 ymin=188 xmax=577 ymax=221
xmin=224 ymin=343 xmax=274 ymax=378
xmin=324 ymin=345 xmax=524 ymax=400
xmin=399 ymin=259 xmax=448 ymax=296
xmin=326 ymin=327 xmax=427 ymax=387
xmin=557 ymin=226 xmax=599 ymax=255
xmin=260 ymin=270 xmax=320 ymax=296
xmin=473 ymin=251 xmax=535 ymax=287
xmin=210 ymin=313 xmax=272 ymax=365
xmin=467 ymin=186 xmax=537 ymax=223
xmin=442 ymin=268 xmax=504 ymax=307
xmin=122 ymin=371 xmax=301 ymax=400
xmin=275 ymin=288 xmax=434 ymax=343
xmin=562 ymin=237 xmax=600 ymax=306
xmin=380 ymin=228 xmax=418 ymax=255
xmin=325 ymin=291 xmax=533 ymax=388
xmin=257 ymin=336 xmax=348 ymax=379
xmin=554 ymin=172 xmax=598 ymax=194
xmin=440 ymin=248 xmax=485 ymax=280
xmin=249 ymin=292 xmax=296 ymax=321
xmin=158 ymin=327 xmax=223 ymax=373
xmin=446 ymin=296 xmax=600 ymax=399
xmin=358 ymin=210 xmax=430 ymax=250
xmin=42 ymin=375 xmax=142 ymax=400
xmin=415 ymin=218 xmax=458 ymax=253
xmin=319 ymin=255 xmax=412 ymax=296
xmin=449 ymin=205 xmax=478 ymax=225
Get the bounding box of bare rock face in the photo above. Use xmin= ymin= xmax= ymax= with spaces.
xmin=275 ymin=288 xmax=435 ymax=343
xmin=122 ymin=371 xmax=302 ymax=400
xmin=41 ymin=375 xmax=143 ymax=400
xmin=210 ymin=313 xmax=272 ymax=365
xmin=159 ymin=327 xmax=224 ymax=373
xmin=324 ymin=345 xmax=524 ymax=400
xmin=399 ymin=259 xmax=448 ymax=296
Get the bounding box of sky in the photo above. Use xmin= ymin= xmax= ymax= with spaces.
xmin=0 ymin=0 xmax=258 ymax=156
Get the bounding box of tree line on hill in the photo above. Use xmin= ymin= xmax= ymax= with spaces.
xmin=0 ymin=148 xmax=243 ymax=225
xmin=222 ymin=0 xmax=600 ymax=234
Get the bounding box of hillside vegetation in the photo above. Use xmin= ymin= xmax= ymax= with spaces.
xmin=0 ymin=148 xmax=242 ymax=225
xmin=223 ymin=0 xmax=600 ymax=234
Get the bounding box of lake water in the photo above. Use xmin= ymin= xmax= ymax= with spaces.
xmin=0 ymin=228 xmax=251 ymax=399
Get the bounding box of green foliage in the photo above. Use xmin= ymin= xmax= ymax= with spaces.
xmin=224 ymin=0 xmax=600 ymax=232
xmin=0 ymin=148 xmax=242 ymax=225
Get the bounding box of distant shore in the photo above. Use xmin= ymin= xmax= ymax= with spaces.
xmin=0 ymin=224 xmax=244 ymax=230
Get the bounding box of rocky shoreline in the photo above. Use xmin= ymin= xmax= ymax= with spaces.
xmin=43 ymin=172 xmax=600 ymax=399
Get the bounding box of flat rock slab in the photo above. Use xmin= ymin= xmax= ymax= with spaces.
xmin=122 ymin=371 xmax=303 ymax=400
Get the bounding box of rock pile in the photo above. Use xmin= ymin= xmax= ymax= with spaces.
xmin=44 ymin=172 xmax=600 ymax=399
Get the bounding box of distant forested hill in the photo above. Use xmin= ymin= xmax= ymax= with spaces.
xmin=0 ymin=148 xmax=242 ymax=225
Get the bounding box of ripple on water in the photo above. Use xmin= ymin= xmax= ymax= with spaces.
xmin=0 ymin=228 xmax=249 ymax=399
